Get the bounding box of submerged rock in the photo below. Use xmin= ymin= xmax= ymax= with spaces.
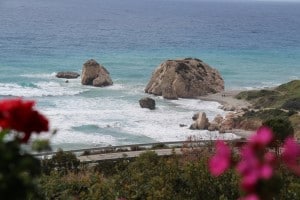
xmin=145 ymin=58 xmax=224 ymax=99
xmin=81 ymin=59 xmax=113 ymax=87
xmin=56 ymin=71 xmax=80 ymax=79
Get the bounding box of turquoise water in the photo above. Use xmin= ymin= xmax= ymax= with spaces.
xmin=0 ymin=0 xmax=300 ymax=150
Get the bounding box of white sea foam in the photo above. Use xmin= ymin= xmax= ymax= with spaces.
xmin=51 ymin=131 xmax=117 ymax=147
xmin=43 ymin=96 xmax=238 ymax=149
xmin=101 ymin=83 xmax=125 ymax=90
xmin=20 ymin=72 xmax=57 ymax=78
xmin=0 ymin=81 xmax=85 ymax=97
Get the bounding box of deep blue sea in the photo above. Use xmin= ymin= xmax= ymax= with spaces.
xmin=1 ymin=0 xmax=300 ymax=150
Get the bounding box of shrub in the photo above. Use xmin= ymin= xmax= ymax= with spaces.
xmin=282 ymin=98 xmax=300 ymax=111
xmin=263 ymin=117 xmax=294 ymax=143
xmin=41 ymin=150 xmax=80 ymax=175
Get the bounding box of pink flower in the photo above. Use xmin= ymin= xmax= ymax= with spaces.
xmin=239 ymin=193 xmax=260 ymax=200
xmin=236 ymin=132 xmax=276 ymax=192
xmin=282 ymin=137 xmax=300 ymax=175
xmin=249 ymin=126 xmax=273 ymax=147
xmin=237 ymin=147 xmax=259 ymax=192
xmin=209 ymin=140 xmax=231 ymax=176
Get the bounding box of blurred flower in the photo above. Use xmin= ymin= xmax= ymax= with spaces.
xmin=237 ymin=127 xmax=275 ymax=192
xmin=249 ymin=126 xmax=273 ymax=147
xmin=282 ymin=137 xmax=300 ymax=175
xmin=209 ymin=140 xmax=231 ymax=176
xmin=209 ymin=126 xmax=285 ymax=199
xmin=239 ymin=193 xmax=260 ymax=200
xmin=0 ymin=98 xmax=49 ymax=143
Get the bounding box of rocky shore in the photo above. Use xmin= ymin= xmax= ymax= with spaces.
xmin=198 ymin=90 xmax=254 ymax=138
xmin=197 ymin=80 xmax=300 ymax=139
xmin=199 ymin=90 xmax=252 ymax=111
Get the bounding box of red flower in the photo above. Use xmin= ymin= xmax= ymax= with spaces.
xmin=0 ymin=98 xmax=49 ymax=143
xmin=209 ymin=140 xmax=231 ymax=176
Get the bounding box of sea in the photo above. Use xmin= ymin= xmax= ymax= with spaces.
xmin=0 ymin=0 xmax=300 ymax=150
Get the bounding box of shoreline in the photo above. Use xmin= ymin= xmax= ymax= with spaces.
xmin=198 ymin=90 xmax=252 ymax=111
xmin=198 ymin=90 xmax=254 ymax=138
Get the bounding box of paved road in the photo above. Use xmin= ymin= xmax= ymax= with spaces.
xmin=78 ymin=148 xmax=182 ymax=163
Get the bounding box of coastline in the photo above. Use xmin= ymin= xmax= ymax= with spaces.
xmin=198 ymin=90 xmax=254 ymax=138
xmin=198 ymin=90 xmax=252 ymax=111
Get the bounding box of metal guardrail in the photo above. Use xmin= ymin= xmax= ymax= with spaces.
xmin=32 ymin=139 xmax=247 ymax=157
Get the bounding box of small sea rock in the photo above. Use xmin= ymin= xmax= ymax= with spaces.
xmin=139 ymin=97 xmax=156 ymax=110
xmin=56 ymin=71 xmax=80 ymax=79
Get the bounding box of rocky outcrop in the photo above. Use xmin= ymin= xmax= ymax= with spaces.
xmin=139 ymin=97 xmax=156 ymax=110
xmin=145 ymin=58 xmax=224 ymax=99
xmin=190 ymin=112 xmax=210 ymax=130
xmin=81 ymin=59 xmax=113 ymax=87
xmin=208 ymin=114 xmax=223 ymax=131
xmin=56 ymin=72 xmax=80 ymax=79
xmin=219 ymin=113 xmax=236 ymax=133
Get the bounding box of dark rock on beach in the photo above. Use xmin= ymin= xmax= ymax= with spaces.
xmin=139 ymin=97 xmax=156 ymax=110
xmin=56 ymin=71 xmax=80 ymax=79
xmin=145 ymin=58 xmax=224 ymax=99
xmin=81 ymin=59 xmax=113 ymax=87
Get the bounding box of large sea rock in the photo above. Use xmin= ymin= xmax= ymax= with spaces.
xmin=145 ymin=58 xmax=224 ymax=99
xmin=81 ymin=59 xmax=113 ymax=87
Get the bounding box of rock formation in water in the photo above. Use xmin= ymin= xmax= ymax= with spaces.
xmin=56 ymin=71 xmax=80 ymax=79
xmin=145 ymin=58 xmax=224 ymax=99
xmin=190 ymin=112 xmax=210 ymax=130
xmin=81 ymin=59 xmax=113 ymax=87
xmin=139 ymin=97 xmax=156 ymax=110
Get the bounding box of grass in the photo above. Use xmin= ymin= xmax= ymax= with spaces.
xmin=235 ymin=80 xmax=300 ymax=139
xmin=236 ymin=80 xmax=300 ymax=110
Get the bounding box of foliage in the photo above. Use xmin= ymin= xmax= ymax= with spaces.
xmin=241 ymin=109 xmax=291 ymax=120
xmin=263 ymin=118 xmax=294 ymax=143
xmin=41 ymin=150 xmax=80 ymax=175
xmin=235 ymin=109 xmax=299 ymax=139
xmin=37 ymin=143 xmax=300 ymax=200
xmin=0 ymin=140 xmax=43 ymax=199
xmin=151 ymin=143 xmax=168 ymax=149
xmin=31 ymin=139 xmax=52 ymax=152
xmin=282 ymin=97 xmax=300 ymax=111
xmin=236 ymin=80 xmax=300 ymax=109
xmin=94 ymin=158 xmax=131 ymax=177
xmin=39 ymin=170 xmax=114 ymax=200
xmin=289 ymin=114 xmax=300 ymax=139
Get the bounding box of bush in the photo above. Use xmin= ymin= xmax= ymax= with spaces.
xmin=41 ymin=150 xmax=80 ymax=175
xmin=282 ymin=98 xmax=300 ymax=111
xmin=263 ymin=118 xmax=294 ymax=143
xmin=39 ymin=170 xmax=114 ymax=200
xmin=0 ymin=141 xmax=43 ymax=199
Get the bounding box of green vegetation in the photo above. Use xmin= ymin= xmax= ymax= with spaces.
xmin=36 ymin=150 xmax=300 ymax=200
xmin=31 ymin=139 xmax=52 ymax=152
xmin=263 ymin=118 xmax=294 ymax=143
xmin=0 ymin=140 xmax=42 ymax=199
xmin=235 ymin=80 xmax=300 ymax=138
xmin=236 ymin=80 xmax=300 ymax=110
xmin=41 ymin=149 xmax=80 ymax=175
